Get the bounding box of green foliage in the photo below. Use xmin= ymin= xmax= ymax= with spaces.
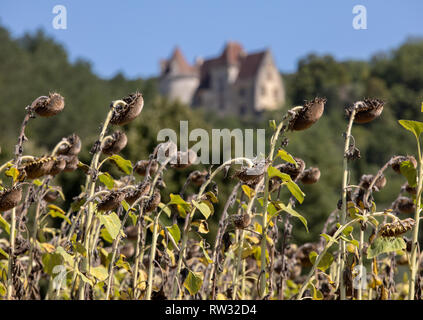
xmin=367 ymin=236 xmax=406 ymax=259
xmin=400 ymin=160 xmax=417 ymax=187
xmin=309 ymin=251 xmax=334 ymax=271
xmin=99 ymin=172 xmax=115 ymax=190
xmin=267 ymin=166 xmax=305 ymax=203
xmin=398 ymin=119 xmax=423 ymax=139
xmin=108 ymin=155 xmax=133 ymax=175
xmin=183 ymin=270 xmax=203 ymax=295
xmin=99 ymin=212 xmax=121 ymax=240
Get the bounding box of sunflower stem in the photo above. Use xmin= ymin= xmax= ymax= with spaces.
xmin=408 ymin=137 xmax=423 ymax=300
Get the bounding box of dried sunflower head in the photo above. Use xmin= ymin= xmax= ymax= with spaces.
xmin=22 ymin=156 xmax=55 ymax=179
xmin=295 ymin=243 xmax=317 ymax=267
xmin=233 ymin=159 xmax=268 ymax=187
xmin=48 ymin=156 xmax=67 ymax=176
xmin=110 ymin=92 xmax=144 ymax=125
xmin=170 ymin=150 xmax=197 ymax=169
xmin=358 ymin=174 xmax=386 ymax=192
xmin=403 ymin=182 xmax=417 ymax=195
xmin=189 ymin=170 xmax=208 ymax=186
xmin=56 ymin=134 xmax=81 ymax=156
xmin=288 ymin=97 xmax=326 ymax=131
xmin=120 ymin=243 xmax=134 ymax=258
xmin=63 ymin=155 xmax=79 ymax=172
xmin=394 ymin=196 xmax=415 ymax=214
xmin=346 ymin=98 xmax=384 ymax=124
xmin=125 ymin=226 xmax=138 ymax=241
xmin=143 ymin=190 xmax=161 ymax=213
xmin=299 ymin=167 xmax=321 ymax=185
xmin=390 ymin=155 xmax=417 ymax=174
xmin=31 ymin=92 xmax=65 ymax=117
xmin=278 ymin=157 xmax=305 ymax=181
xmin=101 ymin=131 xmax=128 ymax=155
xmin=379 ymin=218 xmax=415 ymax=237
xmin=232 ymin=213 xmax=252 ymax=229
xmin=124 ymin=182 xmax=151 ymax=205
xmin=0 ymin=185 xmax=22 ymax=211
xmin=97 ymin=190 xmax=126 ymax=212
xmin=134 ymin=159 xmax=159 ymax=177
xmin=43 ymin=189 xmax=60 ymax=203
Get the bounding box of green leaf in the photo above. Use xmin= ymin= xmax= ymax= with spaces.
xmin=99 ymin=172 xmax=115 ymax=190
xmin=274 ymin=201 xmax=308 ymax=232
xmin=309 ymin=251 xmax=334 ymax=271
xmin=320 ymin=233 xmax=336 ymax=244
xmin=32 ymin=179 xmax=43 ymax=187
xmin=367 ymin=236 xmax=406 ymax=259
xmin=267 ymin=166 xmax=305 ymax=203
xmin=0 ymin=247 xmax=9 ymax=259
xmin=269 ymin=120 xmax=276 ymax=130
xmin=286 ymin=180 xmax=305 ymax=204
xmin=309 ymin=283 xmax=323 ymax=300
xmin=192 ymin=200 xmax=212 ymax=219
xmin=398 ymin=119 xmax=423 ymax=139
xmin=129 ymin=211 xmax=137 ymax=226
xmin=192 ymin=220 xmax=209 ymax=234
xmin=73 ymin=242 xmax=87 ymax=256
xmin=421 ymin=102 xmax=423 ymax=113
xmin=5 ymin=167 xmax=19 ymax=183
xmin=121 ymin=200 xmax=130 ymax=212
xmin=168 ymin=193 xmax=189 ymax=206
xmin=99 ymin=212 xmax=121 ymax=240
xmin=47 ymin=205 xmax=71 ymax=224
xmin=183 ymin=270 xmax=203 ymax=295
xmin=108 ymin=155 xmax=133 ymax=175
xmin=400 ymin=160 xmax=417 ymax=187
xmin=0 ymin=282 xmax=6 ymax=297
xmin=47 ymin=204 xmax=65 ymax=215
xmin=166 ymin=224 xmax=181 ymax=244
xmin=42 ymin=252 xmax=64 ymax=275
xmin=90 ymin=265 xmax=108 ymax=281
xmin=267 ymin=165 xmax=291 ymax=180
xmin=158 ymin=203 xmax=172 ymax=218
xmin=241 ymin=185 xmax=255 ymax=200
xmin=277 ymin=149 xmax=296 ymax=165
xmin=55 ymin=246 xmax=74 ymax=265
xmin=0 ymin=214 xmax=10 ymax=235
xmin=168 ymin=193 xmax=191 ymax=218
xmin=349 ymin=239 xmax=359 ymax=248
xmin=342 ymin=226 xmax=354 ymax=237
xmin=100 ymin=228 xmax=114 ymax=243
xmin=199 ymin=240 xmax=213 ymax=264
xmin=205 ymin=191 xmax=218 ymax=204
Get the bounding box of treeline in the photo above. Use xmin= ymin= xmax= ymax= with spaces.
xmin=0 ymin=25 xmax=422 ymax=242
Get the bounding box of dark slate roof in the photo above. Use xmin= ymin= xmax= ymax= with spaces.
xmin=237 ymin=51 xmax=267 ymax=80
xmin=162 ymin=47 xmax=197 ymax=76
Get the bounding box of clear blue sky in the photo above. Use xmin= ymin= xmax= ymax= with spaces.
xmin=1 ymin=0 xmax=422 ymax=79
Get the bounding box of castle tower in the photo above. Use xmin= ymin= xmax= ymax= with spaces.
xmin=158 ymin=47 xmax=199 ymax=105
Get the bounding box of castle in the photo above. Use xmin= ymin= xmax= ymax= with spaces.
xmin=158 ymin=42 xmax=285 ymax=116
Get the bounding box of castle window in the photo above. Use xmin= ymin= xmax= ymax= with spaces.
xmin=274 ymin=88 xmax=278 ymax=99
xmin=239 ymin=88 xmax=245 ymax=97
xmin=267 ymin=71 xmax=272 ymax=80
xmin=261 ymin=86 xmax=266 ymax=96
xmin=240 ymin=105 xmax=247 ymax=115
